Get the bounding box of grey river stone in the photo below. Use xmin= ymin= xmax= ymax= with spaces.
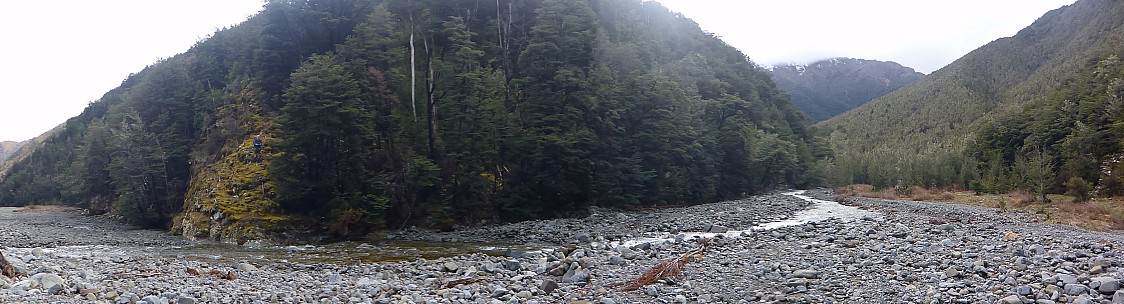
xmin=2 ymin=190 xmax=1123 ymax=303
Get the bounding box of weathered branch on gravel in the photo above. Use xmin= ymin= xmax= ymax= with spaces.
xmin=112 ymin=271 xmax=164 ymax=279
xmin=611 ymin=239 xmax=711 ymax=291
xmin=0 ymin=250 xmax=19 ymax=278
xmin=207 ymin=270 xmax=236 ymax=280
xmin=184 ymin=268 xmax=234 ymax=280
xmin=445 ymin=276 xmax=486 ymax=288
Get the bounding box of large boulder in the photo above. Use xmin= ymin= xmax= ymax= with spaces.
xmin=1091 ymin=277 xmax=1121 ymax=294
xmin=1063 ymin=283 xmax=1089 ymax=296
xmin=792 ymin=269 xmax=820 ymax=279
xmin=997 ymin=295 xmax=1022 ymax=304
xmin=30 ymin=273 xmax=65 ymax=292
xmin=540 ymin=279 xmax=559 ymax=293
xmin=236 ymin=262 xmax=258 ymax=272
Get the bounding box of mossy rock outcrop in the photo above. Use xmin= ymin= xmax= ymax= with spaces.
xmin=173 ymin=134 xmax=292 ymax=245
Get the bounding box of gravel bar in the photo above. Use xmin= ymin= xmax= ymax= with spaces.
xmin=1 ymin=190 xmax=1122 ymax=303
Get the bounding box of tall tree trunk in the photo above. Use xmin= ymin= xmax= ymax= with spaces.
xmin=496 ymin=0 xmax=503 ymax=51
xmin=410 ymin=18 xmax=418 ymax=121
xmin=425 ymin=38 xmax=439 ymax=159
xmin=500 ymin=1 xmax=514 ymax=104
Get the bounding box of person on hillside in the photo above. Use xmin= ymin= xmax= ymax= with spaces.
xmin=253 ymin=134 xmax=263 ymax=162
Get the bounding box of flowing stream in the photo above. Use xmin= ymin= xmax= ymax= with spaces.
xmin=611 ymin=190 xmax=882 ymax=248
xmin=28 ymin=190 xmax=881 ymax=264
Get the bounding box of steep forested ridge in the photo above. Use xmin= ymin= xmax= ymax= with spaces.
xmin=771 ymin=58 xmax=924 ymax=123
xmin=821 ymin=0 xmax=1124 ymax=193
xmin=0 ymin=125 xmax=63 ymax=198
xmin=0 ymin=0 xmax=821 ymax=243
xmin=968 ymin=54 xmax=1124 ymax=198
xmin=0 ymin=141 xmax=23 ymax=163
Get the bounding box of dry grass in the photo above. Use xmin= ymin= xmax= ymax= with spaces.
xmin=835 ymin=184 xmax=900 ymax=200
xmin=1047 ymin=199 xmax=1124 ymax=230
xmin=1008 ymin=191 xmax=1037 ymax=208
xmin=910 ymin=186 xmax=935 ymax=201
xmin=835 ymin=184 xmax=957 ymax=201
xmin=836 ymin=184 xmax=1124 ymax=231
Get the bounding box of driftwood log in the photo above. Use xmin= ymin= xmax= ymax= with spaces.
xmin=611 ymin=238 xmax=712 ymax=291
xmin=445 ymin=276 xmax=486 ymax=288
xmin=1 ymin=250 xmax=18 ymax=278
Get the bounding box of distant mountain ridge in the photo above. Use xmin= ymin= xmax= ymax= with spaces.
xmin=0 ymin=124 xmax=61 ymax=179
xmin=0 ymin=141 xmax=23 ymax=163
xmin=770 ymin=58 xmax=924 ymax=122
xmin=820 ymin=0 xmax=1124 ymax=189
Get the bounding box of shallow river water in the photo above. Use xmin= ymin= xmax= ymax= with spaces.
xmin=22 ymin=190 xmax=880 ymax=265
xmin=612 ymin=190 xmax=882 ymax=248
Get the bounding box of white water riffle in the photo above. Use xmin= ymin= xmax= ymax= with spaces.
xmin=610 ymin=190 xmax=883 ymax=249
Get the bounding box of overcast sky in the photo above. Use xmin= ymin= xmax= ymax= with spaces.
xmin=0 ymin=0 xmax=264 ymax=143
xmin=658 ymin=0 xmax=1077 ymax=72
xmin=0 ymin=0 xmax=1077 ymax=142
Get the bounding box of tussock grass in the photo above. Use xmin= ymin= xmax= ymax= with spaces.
xmin=835 ymin=184 xmax=956 ymax=201
xmin=836 ymin=184 xmax=1124 ymax=231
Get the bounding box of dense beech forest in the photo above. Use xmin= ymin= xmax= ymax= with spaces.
xmin=0 ymin=0 xmax=822 ymax=240
xmin=968 ymin=54 xmax=1124 ymax=199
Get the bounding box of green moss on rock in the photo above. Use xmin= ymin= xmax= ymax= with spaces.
xmin=173 ymin=103 xmax=293 ymax=244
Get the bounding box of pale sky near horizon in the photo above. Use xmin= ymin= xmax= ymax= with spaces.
xmin=658 ymin=0 xmax=1077 ymax=73
xmin=0 ymin=0 xmax=1077 ymax=142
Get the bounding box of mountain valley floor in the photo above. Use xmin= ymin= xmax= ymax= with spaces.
xmin=1 ymin=190 xmax=1123 ymax=303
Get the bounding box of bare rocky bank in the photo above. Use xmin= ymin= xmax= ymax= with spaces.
xmin=1 ymin=190 xmax=1122 ymax=304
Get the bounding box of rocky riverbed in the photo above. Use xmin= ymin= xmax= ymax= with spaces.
xmin=1 ymin=190 xmax=1122 ymax=303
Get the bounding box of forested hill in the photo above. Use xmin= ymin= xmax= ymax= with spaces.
xmin=771 ymin=58 xmax=924 ymax=123
xmin=820 ymin=0 xmax=1124 ymax=190
xmin=0 ymin=0 xmax=822 ymax=243
xmin=0 ymin=125 xmax=61 ymax=179
xmin=0 ymin=141 xmax=23 ymax=163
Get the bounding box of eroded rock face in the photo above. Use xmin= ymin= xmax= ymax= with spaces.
xmin=174 ymin=209 xmax=270 ymax=245
xmin=173 ymin=137 xmax=289 ymax=245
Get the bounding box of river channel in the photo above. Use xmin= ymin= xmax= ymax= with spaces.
xmin=17 ymin=190 xmax=881 ymax=266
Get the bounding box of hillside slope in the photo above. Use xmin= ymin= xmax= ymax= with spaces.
xmin=0 ymin=124 xmax=62 ymax=181
xmin=0 ymin=0 xmax=821 ymax=243
xmin=0 ymin=141 xmax=23 ymax=163
xmin=771 ymin=58 xmax=924 ymax=123
xmin=820 ymin=0 xmax=1124 ymax=188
